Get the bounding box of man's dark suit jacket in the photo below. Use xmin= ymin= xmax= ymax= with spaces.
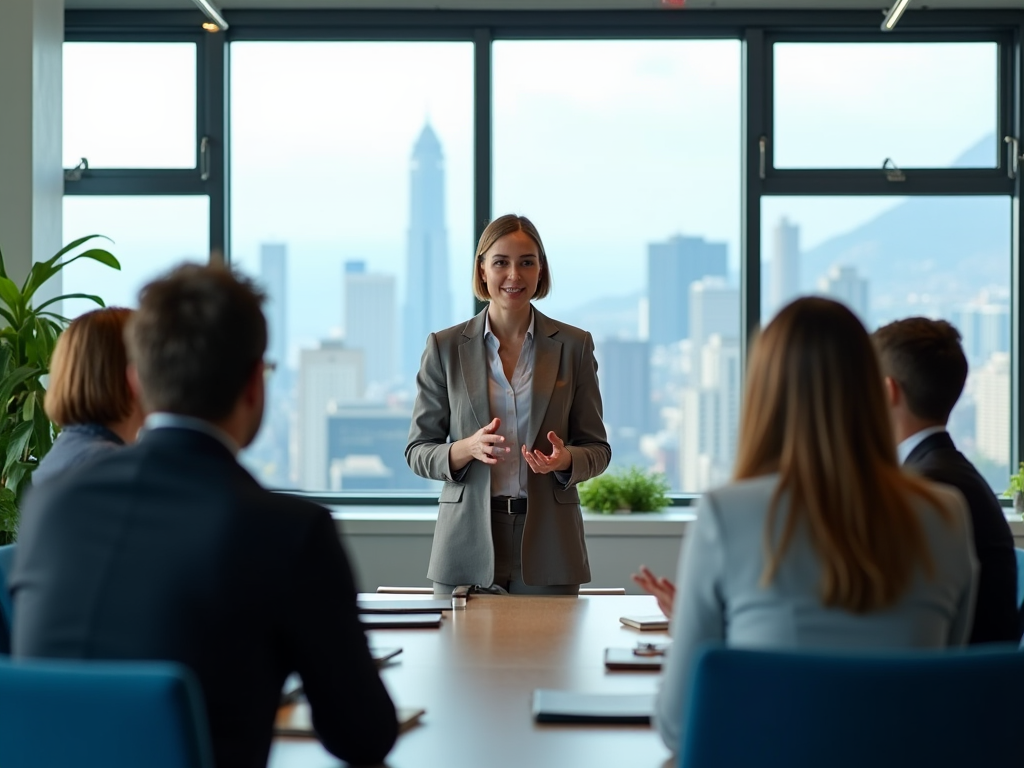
xmin=10 ymin=426 xmax=397 ymax=768
xmin=905 ymin=431 xmax=1019 ymax=644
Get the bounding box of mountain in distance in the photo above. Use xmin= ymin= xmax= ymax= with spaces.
xmin=798 ymin=133 xmax=1009 ymax=322
xmin=557 ymin=292 xmax=643 ymax=342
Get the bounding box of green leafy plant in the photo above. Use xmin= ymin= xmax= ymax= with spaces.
xmin=579 ymin=466 xmax=671 ymax=514
xmin=0 ymin=235 xmax=120 ymax=545
xmin=1005 ymin=462 xmax=1024 ymax=496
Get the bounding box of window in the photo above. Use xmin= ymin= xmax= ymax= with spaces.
xmin=229 ymin=41 xmax=473 ymax=491
xmin=772 ymin=42 xmax=998 ymax=169
xmin=761 ymin=195 xmax=1011 ymax=490
xmin=63 ymin=43 xmax=197 ymax=169
xmin=493 ymin=39 xmax=742 ymax=493
xmin=62 ymin=196 xmax=210 ymax=317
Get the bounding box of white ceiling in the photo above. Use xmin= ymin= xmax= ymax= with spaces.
xmin=62 ymin=0 xmax=1024 ymax=12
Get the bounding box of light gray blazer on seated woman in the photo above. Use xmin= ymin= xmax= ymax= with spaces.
xmin=655 ymin=473 xmax=978 ymax=754
xmin=405 ymin=307 xmax=611 ymax=587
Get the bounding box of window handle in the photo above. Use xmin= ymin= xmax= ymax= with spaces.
xmin=64 ymin=157 xmax=88 ymax=182
xmin=200 ymin=136 xmax=211 ymax=181
xmin=1004 ymin=136 xmax=1021 ymax=180
xmin=758 ymin=135 xmax=767 ymax=180
xmin=882 ymin=158 xmax=905 ymax=183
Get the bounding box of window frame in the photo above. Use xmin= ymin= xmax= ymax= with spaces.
xmin=63 ymin=7 xmax=1024 ymax=504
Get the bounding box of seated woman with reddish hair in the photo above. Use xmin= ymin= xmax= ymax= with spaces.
xmin=33 ymin=307 xmax=144 ymax=487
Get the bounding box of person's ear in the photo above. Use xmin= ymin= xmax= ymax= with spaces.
xmin=883 ymin=376 xmax=901 ymax=408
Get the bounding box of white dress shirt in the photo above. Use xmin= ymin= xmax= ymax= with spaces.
xmin=484 ymin=310 xmax=535 ymax=498
xmin=897 ymin=426 xmax=947 ymax=465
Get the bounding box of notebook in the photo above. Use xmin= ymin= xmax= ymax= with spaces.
xmin=360 ymin=612 xmax=443 ymax=629
xmin=531 ymin=690 xmax=654 ymax=725
xmin=276 ymin=702 xmax=426 ymax=737
xmin=279 ymin=646 xmax=403 ymax=705
xmin=356 ymin=597 xmax=452 ymax=613
xmin=618 ymin=614 xmax=669 ymax=631
xmin=603 ymin=646 xmax=667 ymax=671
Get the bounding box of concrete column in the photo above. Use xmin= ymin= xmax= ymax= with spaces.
xmin=0 ymin=0 xmax=63 ymax=289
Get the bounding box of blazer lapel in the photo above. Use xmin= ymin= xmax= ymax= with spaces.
xmin=527 ymin=309 xmax=561 ymax=450
xmin=459 ymin=308 xmax=490 ymax=429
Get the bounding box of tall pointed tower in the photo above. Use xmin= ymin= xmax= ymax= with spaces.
xmin=402 ymin=121 xmax=452 ymax=378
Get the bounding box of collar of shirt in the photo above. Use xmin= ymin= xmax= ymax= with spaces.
xmin=142 ymin=412 xmax=240 ymax=457
xmin=897 ymin=425 xmax=947 ymax=465
xmin=484 ymin=307 xmax=535 ymax=345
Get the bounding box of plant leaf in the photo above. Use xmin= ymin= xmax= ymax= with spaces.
xmin=22 ymin=391 xmax=35 ymax=422
xmin=58 ymin=248 xmax=120 ymax=272
xmin=4 ymin=421 xmax=33 ymax=476
xmin=0 ymin=276 xmax=23 ymax=315
xmin=32 ymin=405 xmax=53 ymax=463
xmin=40 ymin=234 xmax=111 ymax=270
xmin=0 ymin=365 xmax=39 ymax=411
xmin=35 ymin=292 xmax=106 ymax=313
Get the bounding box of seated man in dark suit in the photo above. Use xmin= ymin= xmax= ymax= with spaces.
xmin=11 ymin=265 xmax=398 ymax=767
xmin=873 ymin=317 xmax=1019 ymax=644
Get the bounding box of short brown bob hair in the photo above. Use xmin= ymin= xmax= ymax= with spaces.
xmin=472 ymin=214 xmax=552 ymax=302
xmin=45 ymin=307 xmax=135 ymax=428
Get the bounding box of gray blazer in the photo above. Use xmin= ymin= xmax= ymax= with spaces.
xmin=655 ymin=474 xmax=978 ymax=755
xmin=406 ymin=307 xmax=611 ymax=587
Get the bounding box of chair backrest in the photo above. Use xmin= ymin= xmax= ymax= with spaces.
xmin=681 ymin=646 xmax=1024 ymax=768
xmin=0 ymin=656 xmax=214 ymax=768
xmin=0 ymin=543 xmax=15 ymax=653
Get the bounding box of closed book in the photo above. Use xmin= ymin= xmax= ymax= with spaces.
xmin=360 ymin=612 xmax=442 ymax=629
xmin=618 ymin=614 xmax=669 ymax=631
xmin=357 ymin=597 xmax=452 ymax=613
xmin=532 ymin=690 xmax=654 ymax=725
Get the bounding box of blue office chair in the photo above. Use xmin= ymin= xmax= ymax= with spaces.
xmin=0 ymin=656 xmax=214 ymax=768
xmin=0 ymin=543 xmax=15 ymax=653
xmin=1015 ymin=547 xmax=1024 ymax=610
xmin=680 ymin=646 xmax=1024 ymax=768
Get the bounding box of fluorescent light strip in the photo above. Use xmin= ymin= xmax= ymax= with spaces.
xmin=881 ymin=0 xmax=911 ymax=32
xmin=191 ymin=0 xmax=229 ymax=32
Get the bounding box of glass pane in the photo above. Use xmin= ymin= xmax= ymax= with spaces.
xmin=761 ymin=196 xmax=1011 ymax=491
xmin=494 ymin=40 xmax=742 ymax=494
xmin=229 ymin=42 xmax=473 ymax=491
xmin=773 ymin=43 xmax=998 ymax=169
xmin=61 ymin=197 xmax=209 ymax=317
xmin=63 ymin=43 xmax=197 ymax=169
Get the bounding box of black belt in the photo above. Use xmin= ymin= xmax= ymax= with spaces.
xmin=491 ymin=497 xmax=527 ymax=514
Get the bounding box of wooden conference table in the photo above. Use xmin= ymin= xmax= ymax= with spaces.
xmin=269 ymin=594 xmax=675 ymax=768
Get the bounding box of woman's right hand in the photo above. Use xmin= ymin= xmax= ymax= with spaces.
xmin=631 ymin=565 xmax=676 ymax=619
xmin=449 ymin=418 xmax=510 ymax=471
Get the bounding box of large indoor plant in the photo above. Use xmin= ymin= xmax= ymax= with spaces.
xmin=0 ymin=235 xmax=119 ymax=544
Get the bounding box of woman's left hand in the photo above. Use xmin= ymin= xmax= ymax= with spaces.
xmin=522 ymin=431 xmax=573 ymax=474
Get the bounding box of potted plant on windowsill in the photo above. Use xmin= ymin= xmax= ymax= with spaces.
xmin=0 ymin=235 xmax=120 ymax=545
xmin=579 ymin=466 xmax=671 ymax=514
xmin=1005 ymin=461 xmax=1024 ymax=518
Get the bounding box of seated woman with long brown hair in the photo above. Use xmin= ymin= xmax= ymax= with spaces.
xmin=33 ymin=307 xmax=144 ymax=487
xmin=655 ymin=297 xmax=978 ymax=754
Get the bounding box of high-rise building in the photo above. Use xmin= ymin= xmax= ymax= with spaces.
xmin=770 ymin=217 xmax=800 ymax=316
xmin=298 ymin=341 xmax=365 ymax=490
xmin=817 ymin=264 xmax=869 ymax=322
xmin=689 ymin=277 xmax=739 ymax=385
xmin=954 ymin=290 xmax=1010 ymax=367
xmin=595 ymin=338 xmax=650 ymax=450
xmin=402 ymin=121 xmax=452 ymax=378
xmin=344 ymin=260 xmax=397 ymax=392
xmin=975 ymin=352 xmax=1009 ymax=465
xmin=259 ymin=243 xmax=287 ymax=371
xmin=647 ymin=235 xmax=728 ymax=348
xmin=326 ymin=405 xmax=433 ymax=492
xmin=679 ymin=334 xmax=740 ymax=492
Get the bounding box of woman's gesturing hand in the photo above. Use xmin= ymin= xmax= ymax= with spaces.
xmin=631 ymin=565 xmax=676 ymax=619
xmin=522 ymin=430 xmax=573 ymax=474
xmin=450 ymin=418 xmax=509 ymax=471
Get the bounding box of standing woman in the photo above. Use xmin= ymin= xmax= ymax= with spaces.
xmin=654 ymin=297 xmax=978 ymax=755
xmin=406 ymin=214 xmax=611 ymax=595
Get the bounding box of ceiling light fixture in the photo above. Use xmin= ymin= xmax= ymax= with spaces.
xmin=881 ymin=0 xmax=911 ymax=32
xmin=191 ymin=0 xmax=229 ymax=33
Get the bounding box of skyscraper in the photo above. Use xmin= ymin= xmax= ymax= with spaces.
xmin=770 ymin=217 xmax=800 ymax=316
xmin=260 ymin=243 xmax=287 ymax=370
xmin=402 ymin=122 xmax=452 ymax=378
xmin=817 ymin=264 xmax=869 ymax=322
xmin=594 ymin=337 xmax=650 ymax=443
xmin=975 ymin=352 xmax=1009 ymax=466
xmin=298 ymin=341 xmax=365 ymax=490
xmin=689 ymin=277 xmax=739 ymax=385
xmin=647 ymin=235 xmax=728 ymax=348
xmin=344 ymin=260 xmax=397 ymax=392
